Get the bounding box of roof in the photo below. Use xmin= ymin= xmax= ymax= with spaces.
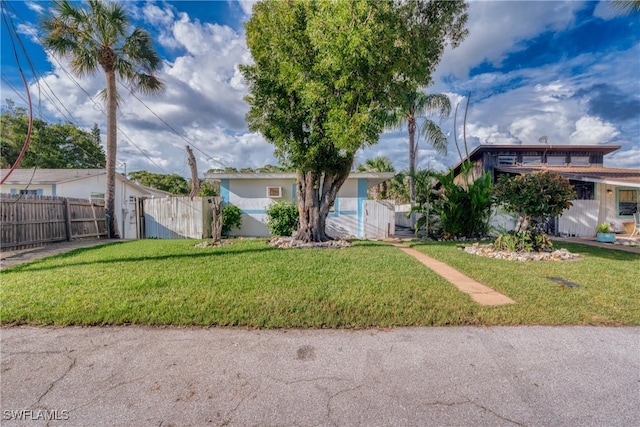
xmin=204 ymin=171 xmax=396 ymax=188
xmin=450 ymin=144 xmax=622 ymax=173
xmin=0 ymin=169 xmax=173 ymax=196
xmin=495 ymin=166 xmax=640 ymax=188
xmin=0 ymin=168 xmax=107 ymax=184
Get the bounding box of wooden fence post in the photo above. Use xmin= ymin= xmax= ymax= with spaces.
xmin=63 ymin=198 xmax=72 ymax=241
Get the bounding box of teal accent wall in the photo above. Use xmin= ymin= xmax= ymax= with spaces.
xmin=357 ymin=178 xmax=368 ymax=237
xmin=220 ymin=179 xmax=230 ymax=205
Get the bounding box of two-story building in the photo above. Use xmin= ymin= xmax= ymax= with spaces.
xmin=447 ymin=144 xmax=640 ymax=237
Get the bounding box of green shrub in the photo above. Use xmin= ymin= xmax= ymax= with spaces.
xmin=198 ymin=181 xmax=219 ymax=197
xmin=494 ymin=230 xmax=553 ymax=252
xmin=266 ymin=200 xmax=299 ymax=236
xmin=222 ymin=204 xmax=242 ymax=235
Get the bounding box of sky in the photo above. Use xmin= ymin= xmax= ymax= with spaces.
xmin=1 ymin=0 xmax=639 ymax=179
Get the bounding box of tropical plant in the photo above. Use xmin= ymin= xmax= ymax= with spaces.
xmin=494 ymin=230 xmax=553 ymax=253
xmin=222 ymin=204 xmax=242 ymax=235
xmin=596 ymin=223 xmax=613 ymax=234
xmin=356 ymin=157 xmax=395 ymax=200
xmin=266 ymin=200 xmax=299 ymax=237
xmin=611 ymin=0 xmax=640 ymax=15
xmin=42 ymin=0 xmax=164 ymax=237
xmin=384 ymin=90 xmax=451 ymax=203
xmin=493 ymin=171 xmax=575 ymax=233
xmin=241 ymin=0 xmax=468 ymax=242
xmin=432 ymin=162 xmax=493 ymax=239
xmin=410 ymin=169 xmax=442 ymax=238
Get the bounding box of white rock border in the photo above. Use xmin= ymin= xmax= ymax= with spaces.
xmin=461 ymin=243 xmax=582 ymax=262
xmin=268 ymin=237 xmax=352 ymax=249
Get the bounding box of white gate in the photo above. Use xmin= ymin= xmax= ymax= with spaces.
xmin=143 ymin=197 xmax=212 ymax=239
xmin=363 ymin=200 xmax=395 ymax=239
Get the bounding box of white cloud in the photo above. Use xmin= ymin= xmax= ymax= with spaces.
xmin=436 ymin=0 xmax=584 ymax=79
xmin=570 ymin=116 xmax=620 ymax=144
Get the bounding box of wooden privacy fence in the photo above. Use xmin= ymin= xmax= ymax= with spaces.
xmin=0 ymin=194 xmax=107 ymax=250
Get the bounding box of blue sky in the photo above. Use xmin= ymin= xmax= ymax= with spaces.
xmin=1 ymin=0 xmax=639 ymax=178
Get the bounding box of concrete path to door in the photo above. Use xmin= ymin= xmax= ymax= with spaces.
xmin=389 ymin=242 xmax=516 ymax=306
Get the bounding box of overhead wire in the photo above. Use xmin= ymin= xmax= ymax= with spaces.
xmin=2 ymin=0 xmax=232 ymax=180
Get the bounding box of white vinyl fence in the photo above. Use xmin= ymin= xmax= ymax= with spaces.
xmin=363 ymin=200 xmax=395 ymax=239
xmin=557 ymin=200 xmax=600 ymax=237
xmin=394 ymin=203 xmax=419 ymax=229
xmin=143 ymin=197 xmax=212 ymax=239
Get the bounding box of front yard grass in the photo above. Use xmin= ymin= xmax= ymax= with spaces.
xmin=1 ymin=239 xmax=638 ymax=327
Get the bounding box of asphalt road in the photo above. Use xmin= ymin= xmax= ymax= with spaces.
xmin=1 ymin=326 xmax=638 ymax=426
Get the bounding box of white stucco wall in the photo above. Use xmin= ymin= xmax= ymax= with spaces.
xmin=220 ymin=177 xmax=370 ymax=238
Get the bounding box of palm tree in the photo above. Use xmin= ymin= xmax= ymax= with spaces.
xmin=612 ymin=0 xmax=640 ymax=14
xmin=356 ymin=157 xmax=395 ymax=200
xmin=42 ymin=0 xmax=164 ymax=237
xmin=385 ymin=90 xmax=450 ymax=204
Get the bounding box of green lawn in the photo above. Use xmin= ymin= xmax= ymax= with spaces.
xmin=1 ymin=239 xmax=638 ymax=327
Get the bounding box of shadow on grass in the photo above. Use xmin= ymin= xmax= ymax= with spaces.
xmin=0 ymin=244 xmax=279 ymax=274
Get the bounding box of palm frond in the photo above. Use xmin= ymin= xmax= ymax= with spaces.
xmin=420 ymin=119 xmax=448 ymax=155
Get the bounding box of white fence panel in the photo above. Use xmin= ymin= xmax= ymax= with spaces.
xmin=557 ymin=200 xmax=600 ymax=237
xmin=363 ymin=200 xmax=395 ymax=239
xmin=143 ymin=197 xmax=212 ymax=239
xmin=395 ymin=203 xmax=418 ymax=229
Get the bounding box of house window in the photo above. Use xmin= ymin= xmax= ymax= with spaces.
xmin=570 ymin=156 xmax=590 ymax=166
xmin=547 ymin=156 xmax=566 ymax=166
xmin=522 ymin=156 xmax=541 ymax=165
xmin=266 ymin=186 xmax=282 ymax=198
xmin=498 ymin=156 xmax=516 ymax=166
xmin=91 ymin=192 xmax=105 ymax=200
xmin=19 ymin=189 xmax=38 ymax=195
xmin=617 ymin=189 xmax=638 ymax=216
xmin=572 ymin=182 xmax=594 ymax=200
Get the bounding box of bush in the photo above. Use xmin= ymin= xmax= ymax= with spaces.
xmin=198 ymin=181 xmax=219 ymax=197
xmin=266 ymin=200 xmax=299 ymax=236
xmin=222 ymin=204 xmax=242 ymax=235
xmin=494 ymin=230 xmax=553 ymax=252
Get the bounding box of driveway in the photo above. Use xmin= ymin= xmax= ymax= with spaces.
xmin=1 ymin=326 xmax=638 ymax=426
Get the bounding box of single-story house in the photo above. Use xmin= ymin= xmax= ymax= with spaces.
xmin=203 ymin=172 xmax=396 ymax=239
xmin=446 ymin=144 xmax=640 ymax=237
xmin=0 ymin=169 xmax=171 ymax=239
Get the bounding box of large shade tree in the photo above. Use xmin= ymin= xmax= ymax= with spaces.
xmin=42 ymin=0 xmax=164 ymax=237
xmin=1 ymin=100 xmax=106 ymax=168
xmin=384 ymin=91 xmax=451 ymax=204
xmin=241 ymin=0 xmax=468 ymax=242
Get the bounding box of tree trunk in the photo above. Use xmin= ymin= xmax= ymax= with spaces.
xmin=294 ymin=168 xmax=350 ymax=242
xmin=186 ymin=145 xmax=200 ymax=199
xmin=515 ymin=213 xmax=531 ymax=233
xmin=408 ymin=112 xmax=417 ymax=204
xmin=210 ymin=196 xmax=223 ymax=243
xmin=104 ymin=70 xmax=118 ymax=238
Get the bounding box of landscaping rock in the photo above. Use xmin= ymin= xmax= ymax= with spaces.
xmin=460 ymin=243 xmax=582 ymax=262
xmin=268 ymin=237 xmax=352 ymax=249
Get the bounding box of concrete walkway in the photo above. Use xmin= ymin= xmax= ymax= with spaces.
xmin=390 ymin=242 xmax=515 ymax=306
xmin=2 ymin=326 xmax=638 ymax=427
